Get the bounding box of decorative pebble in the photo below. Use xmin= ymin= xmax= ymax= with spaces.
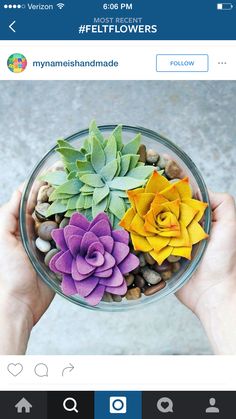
xmin=158 ymin=155 xmax=167 ymax=169
xmin=38 ymin=221 xmax=58 ymax=241
xmin=134 ymin=274 xmax=146 ymax=289
xmin=138 ymin=253 xmax=146 ymax=267
xmin=34 ymin=220 xmax=41 ymax=233
xmin=55 ymin=214 xmax=63 ymax=224
xmin=125 ymin=274 xmax=135 ymax=287
xmin=138 ymin=144 xmax=147 ymax=163
xmin=102 ymin=292 xmax=113 ymax=302
xmin=144 ymin=280 xmax=166 ymax=296
xmin=165 ymin=159 xmax=182 ymax=179
xmin=167 ymin=255 xmax=181 ymax=263
xmin=59 ymin=218 xmax=70 ymax=228
xmin=35 ymin=237 xmax=51 ymax=253
xmin=35 ymin=203 xmax=50 ymax=221
xmin=112 ymin=294 xmax=122 ymax=303
xmin=44 ymin=248 xmax=59 ymax=266
xmin=50 ymin=161 xmax=65 ymax=171
xmin=141 ymin=267 xmax=162 ymax=285
xmin=146 ymin=148 xmax=159 ymax=164
xmin=144 ymin=252 xmax=156 ymax=265
xmin=125 ymin=287 xmax=141 ymax=300
xmin=37 ymin=185 xmax=50 ymax=203
xmin=154 ymin=260 xmax=171 ymax=273
xmin=172 ymin=262 xmax=181 ymax=273
xmin=161 ymin=270 xmax=172 ymax=280
xmin=46 ymin=186 xmax=54 ymax=199
xmin=131 ymin=266 xmax=140 ymax=275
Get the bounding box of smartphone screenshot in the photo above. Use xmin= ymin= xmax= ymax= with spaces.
xmin=0 ymin=1 xmax=235 ymax=417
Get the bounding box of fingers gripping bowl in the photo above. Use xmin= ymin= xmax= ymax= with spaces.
xmin=20 ymin=123 xmax=211 ymax=311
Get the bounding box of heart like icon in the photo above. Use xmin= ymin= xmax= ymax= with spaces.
xmin=7 ymin=363 xmax=23 ymax=377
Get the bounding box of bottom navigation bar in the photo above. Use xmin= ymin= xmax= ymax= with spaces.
xmin=0 ymin=391 xmax=235 ymax=418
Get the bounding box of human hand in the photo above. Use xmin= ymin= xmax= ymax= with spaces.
xmin=0 ymin=187 xmax=54 ymax=354
xmin=176 ymin=191 xmax=236 ymax=354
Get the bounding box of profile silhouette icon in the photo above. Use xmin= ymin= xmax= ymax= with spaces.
xmin=206 ymin=398 xmax=220 ymax=414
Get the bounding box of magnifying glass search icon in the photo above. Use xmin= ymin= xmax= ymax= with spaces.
xmin=63 ymin=397 xmax=79 ymax=413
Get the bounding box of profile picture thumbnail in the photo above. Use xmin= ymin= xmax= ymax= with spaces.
xmin=7 ymin=53 xmax=27 ymax=73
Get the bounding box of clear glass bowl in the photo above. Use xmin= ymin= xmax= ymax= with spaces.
xmin=20 ymin=125 xmax=211 ymax=311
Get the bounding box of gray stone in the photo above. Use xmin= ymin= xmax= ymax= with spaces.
xmin=44 ymin=248 xmax=59 ymax=266
xmin=141 ymin=267 xmax=162 ymax=285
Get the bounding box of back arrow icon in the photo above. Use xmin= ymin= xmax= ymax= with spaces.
xmin=9 ymin=21 xmax=16 ymax=33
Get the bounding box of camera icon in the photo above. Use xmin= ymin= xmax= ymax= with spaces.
xmin=109 ymin=396 xmax=127 ymax=414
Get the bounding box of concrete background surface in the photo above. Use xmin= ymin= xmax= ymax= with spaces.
xmin=0 ymin=81 xmax=235 ymax=355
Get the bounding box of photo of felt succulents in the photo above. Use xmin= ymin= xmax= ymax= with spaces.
xmin=21 ymin=122 xmax=210 ymax=308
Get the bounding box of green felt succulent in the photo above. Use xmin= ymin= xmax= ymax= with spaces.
xmin=40 ymin=121 xmax=155 ymax=228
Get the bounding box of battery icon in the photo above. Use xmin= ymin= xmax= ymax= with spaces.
xmin=217 ymin=3 xmax=234 ymax=9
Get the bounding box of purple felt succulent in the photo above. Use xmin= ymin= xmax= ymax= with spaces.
xmin=49 ymin=212 xmax=139 ymax=306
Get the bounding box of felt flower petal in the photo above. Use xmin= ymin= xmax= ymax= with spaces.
xmin=160 ymin=199 xmax=180 ymax=219
xmin=187 ymin=219 xmax=209 ymax=244
xmin=85 ymin=251 xmax=105 ymax=267
xmin=130 ymin=213 xmax=154 ymax=237
xmin=67 ymin=235 xmax=82 ymax=258
xmin=74 ymin=276 xmax=99 ymax=297
xmin=171 ymin=246 xmax=192 ymax=259
xmin=89 ymin=212 xmax=108 ymax=229
xmin=169 ymin=222 xmax=191 ymax=247
xmin=99 ymin=266 xmax=124 ymax=287
xmin=179 ymin=202 xmax=197 ymax=226
xmin=61 ymin=274 xmax=77 ymax=295
xmin=112 ymin=242 xmax=130 ymax=265
xmin=131 ymin=232 xmax=153 ymax=252
xmin=80 ymin=232 xmax=99 ymax=255
xmin=112 ymin=229 xmax=129 ymax=245
xmin=49 ymin=250 xmax=64 ymax=273
xmin=127 ymin=188 xmax=144 ymax=208
xmin=96 ymin=268 xmax=113 ymax=278
xmin=145 ymin=170 xmax=169 ymax=193
xmin=99 ymin=235 xmax=114 ymax=253
xmin=183 ymin=198 xmax=208 ymax=222
xmin=119 ymin=207 xmax=136 ymax=231
xmin=134 ymin=193 xmax=155 ymax=217
xmin=55 ymin=250 xmax=73 ymax=273
xmin=89 ymin=219 xmax=111 ymax=237
xmin=64 ymin=225 xmax=84 ymax=246
xmin=106 ymin=280 xmax=127 ymax=296
xmin=87 ymin=241 xmax=104 ymax=257
xmin=70 ymin=212 xmax=90 ymax=230
xmin=85 ymin=284 xmax=106 ymax=306
xmin=95 ymin=252 xmax=116 ymax=273
xmin=175 ymin=177 xmax=192 ymax=200
xmin=118 ymin=253 xmax=139 ymax=275
xmin=150 ymin=246 xmax=173 ymax=265
xmin=71 ymin=259 xmax=91 ymax=281
xmin=159 ymin=184 xmax=180 ymax=202
xmin=150 ymin=194 xmax=168 ymax=210
xmin=147 ymin=235 xmax=170 ymax=252
xmin=51 ymin=229 xmax=67 ymax=251
xmin=76 ymin=254 xmax=96 ymax=275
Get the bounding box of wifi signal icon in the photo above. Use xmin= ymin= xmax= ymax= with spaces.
xmin=57 ymin=3 xmax=65 ymax=9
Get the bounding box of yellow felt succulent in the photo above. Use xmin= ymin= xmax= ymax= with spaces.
xmin=119 ymin=171 xmax=208 ymax=265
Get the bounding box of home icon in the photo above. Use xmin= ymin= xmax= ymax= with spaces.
xmin=15 ymin=398 xmax=32 ymax=414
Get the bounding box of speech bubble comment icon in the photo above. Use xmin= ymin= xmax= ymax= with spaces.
xmin=34 ymin=363 xmax=48 ymax=377
xmin=157 ymin=397 xmax=174 ymax=413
